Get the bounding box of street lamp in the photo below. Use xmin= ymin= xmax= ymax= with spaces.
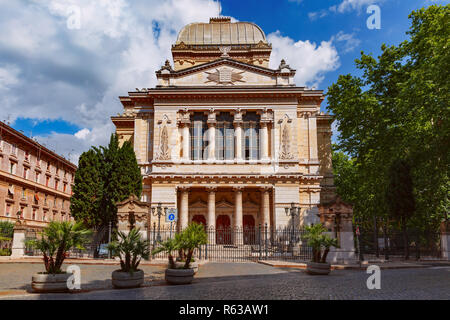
xmin=285 ymin=202 xmax=301 ymax=248
xmin=151 ymin=202 xmax=168 ymax=242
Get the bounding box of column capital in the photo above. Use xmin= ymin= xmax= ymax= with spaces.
xmin=233 ymin=186 xmax=244 ymax=192
xmin=206 ymin=186 xmax=217 ymax=193
xmin=178 ymin=186 xmax=190 ymax=193
xmin=261 ymin=186 xmax=272 ymax=193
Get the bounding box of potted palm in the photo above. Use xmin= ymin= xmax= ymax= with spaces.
xmin=26 ymin=221 xmax=92 ymax=292
xmin=303 ymin=224 xmax=339 ymax=275
xmin=108 ymin=228 xmax=150 ymax=289
xmin=153 ymin=223 xmax=207 ymax=285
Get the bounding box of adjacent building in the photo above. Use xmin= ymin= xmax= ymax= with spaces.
xmin=112 ymin=17 xmax=335 ymax=236
xmin=0 ymin=121 xmax=76 ymax=231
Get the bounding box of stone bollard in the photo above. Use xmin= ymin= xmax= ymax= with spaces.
xmin=11 ymin=223 xmax=27 ymax=258
xmin=441 ymin=221 xmax=450 ymax=261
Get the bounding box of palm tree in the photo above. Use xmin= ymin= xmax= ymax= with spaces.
xmin=26 ymin=221 xmax=92 ymax=274
xmin=108 ymin=228 xmax=150 ymax=273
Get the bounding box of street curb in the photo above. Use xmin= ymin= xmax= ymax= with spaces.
xmin=256 ymin=260 xmax=450 ymax=270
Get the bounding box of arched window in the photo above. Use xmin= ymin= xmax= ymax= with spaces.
xmin=190 ymin=113 xmax=207 ymax=160
xmin=242 ymin=112 xmax=260 ymax=160
xmin=215 ymin=113 xmax=234 ymax=160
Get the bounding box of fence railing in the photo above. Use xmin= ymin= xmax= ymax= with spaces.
xmin=149 ymin=225 xmax=313 ymax=262
xmin=355 ymin=227 xmax=442 ymax=261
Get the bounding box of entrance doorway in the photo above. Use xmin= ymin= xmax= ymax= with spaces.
xmin=192 ymin=215 xmax=206 ymax=226
xmin=216 ymin=215 xmax=231 ymax=244
xmin=243 ymin=215 xmax=256 ymax=245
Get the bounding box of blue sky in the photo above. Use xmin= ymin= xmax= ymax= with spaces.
xmin=0 ymin=0 xmax=448 ymax=163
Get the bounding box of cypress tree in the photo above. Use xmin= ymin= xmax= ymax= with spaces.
xmin=70 ymin=149 xmax=103 ymax=228
xmin=71 ymin=134 xmax=142 ymax=229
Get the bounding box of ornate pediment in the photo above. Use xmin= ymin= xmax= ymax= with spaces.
xmin=216 ymin=199 xmax=234 ymax=209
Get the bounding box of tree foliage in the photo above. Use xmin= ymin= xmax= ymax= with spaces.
xmin=328 ymin=5 xmax=449 ymax=232
xmin=26 ymin=221 xmax=91 ymax=274
xmin=71 ymin=134 xmax=142 ymax=228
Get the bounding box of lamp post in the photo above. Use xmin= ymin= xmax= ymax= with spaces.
xmin=151 ymin=202 xmax=168 ymax=242
xmin=285 ymin=202 xmax=300 ymax=249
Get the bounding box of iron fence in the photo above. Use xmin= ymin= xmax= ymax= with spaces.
xmin=355 ymin=226 xmax=442 ymax=261
xmin=149 ymin=225 xmax=313 ymax=262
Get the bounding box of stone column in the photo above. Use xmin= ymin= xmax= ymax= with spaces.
xmin=207 ymin=123 xmax=216 ymax=161
xmin=261 ymin=187 xmax=271 ymax=227
xmin=233 ymin=110 xmax=243 ymax=162
xmin=234 ymin=187 xmax=243 ymax=244
xmin=260 ymin=122 xmax=269 ymax=161
xmin=180 ymin=188 xmax=189 ymax=230
xmin=182 ymin=124 xmax=190 ymax=161
xmin=11 ymin=222 xmax=27 ymax=258
xmin=207 ymin=187 xmax=216 ymax=244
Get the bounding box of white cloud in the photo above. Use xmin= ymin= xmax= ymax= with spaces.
xmin=332 ymin=31 xmax=361 ymax=53
xmin=0 ymin=64 xmax=20 ymax=90
xmin=309 ymin=0 xmax=385 ymax=20
xmin=267 ymin=31 xmax=340 ymax=87
xmin=74 ymin=128 xmax=90 ymax=140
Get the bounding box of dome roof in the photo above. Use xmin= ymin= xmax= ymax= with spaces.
xmin=176 ymin=17 xmax=267 ymax=46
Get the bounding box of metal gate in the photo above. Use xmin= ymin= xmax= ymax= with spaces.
xmin=150 ymin=225 xmax=313 ymax=262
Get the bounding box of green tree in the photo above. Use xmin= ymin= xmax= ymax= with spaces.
xmin=70 ymin=149 xmax=103 ymax=228
xmin=327 ymin=5 xmax=449 ymax=232
xmin=386 ymin=159 xmax=416 ymax=259
xmin=26 ymin=221 xmax=91 ymax=274
xmin=71 ymin=134 xmax=142 ymax=229
xmin=99 ymin=135 xmax=142 ymax=227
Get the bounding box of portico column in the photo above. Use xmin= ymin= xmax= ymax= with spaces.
xmin=234 ymin=123 xmax=242 ymax=161
xmin=180 ymin=187 xmax=189 ymax=230
xmin=260 ymin=122 xmax=269 ymax=161
xmin=207 ymin=187 xmax=216 ymax=244
xmin=234 ymin=187 xmax=243 ymax=244
xmin=261 ymin=187 xmax=271 ymax=227
xmin=182 ymin=124 xmax=190 ymax=161
xmin=207 ymin=123 xmax=216 ymax=161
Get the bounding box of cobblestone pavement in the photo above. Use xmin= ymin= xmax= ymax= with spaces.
xmin=0 ymin=263 xmax=166 ymax=292
xmin=0 ymin=262 xmax=449 ymax=300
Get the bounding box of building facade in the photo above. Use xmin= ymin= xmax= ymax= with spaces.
xmin=0 ymin=122 xmax=76 ymax=230
xmin=112 ymin=18 xmax=335 ymax=235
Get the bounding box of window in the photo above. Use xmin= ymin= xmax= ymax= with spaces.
xmin=25 ymin=151 xmax=29 ymax=161
xmin=190 ymin=113 xmax=207 ymax=160
xmin=53 ymin=197 xmax=57 ymax=207
xmin=242 ymin=112 xmax=260 ymax=160
xmin=55 ymin=180 xmax=59 ymax=190
xmin=215 ymin=113 xmax=235 ymax=160
xmin=23 ymin=167 xmax=28 ymax=179
xmin=21 ymin=188 xmax=26 ymax=199
xmin=43 ymin=211 xmax=47 ymax=221
xmin=0 ymin=134 xmax=3 ymax=150
xmin=5 ymin=204 xmax=11 ymax=217
xmin=9 ymin=162 xmax=16 ymax=174
xmin=11 ymin=143 xmax=17 ymax=156
xmin=63 ymin=183 xmax=67 ymax=192
xmin=35 ymin=172 xmax=40 ymax=183
xmin=32 ymin=208 xmax=36 ymax=220
xmin=46 ymin=176 xmax=50 ymax=187
xmin=44 ymin=194 xmax=48 ymax=206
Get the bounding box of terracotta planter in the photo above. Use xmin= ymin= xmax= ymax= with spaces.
xmin=306 ymin=262 xmax=331 ymax=275
xmin=111 ymin=270 xmax=144 ymax=289
xmin=165 ymin=268 xmax=195 ymax=285
xmin=32 ymin=273 xmax=71 ymax=293
xmin=173 ymin=261 xmax=199 ymax=274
